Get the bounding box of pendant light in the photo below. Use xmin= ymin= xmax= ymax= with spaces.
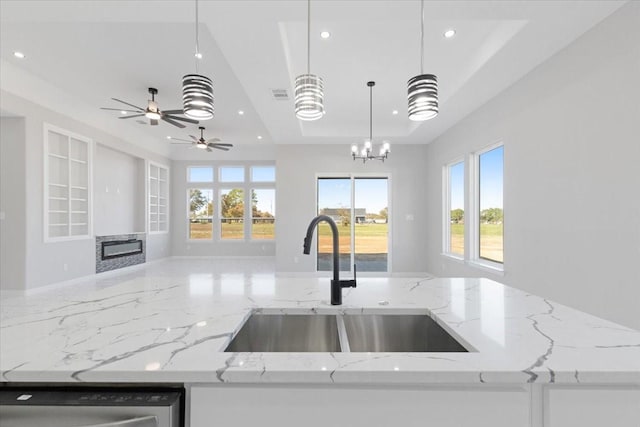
xmin=407 ymin=0 xmax=438 ymax=121
xmin=294 ymin=0 xmax=325 ymax=121
xmin=182 ymin=0 xmax=214 ymax=120
xmin=351 ymin=81 xmax=390 ymax=163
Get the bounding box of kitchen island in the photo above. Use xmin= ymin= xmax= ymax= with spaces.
xmin=1 ymin=259 xmax=639 ymax=426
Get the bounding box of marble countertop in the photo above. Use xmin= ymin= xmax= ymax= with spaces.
xmin=1 ymin=268 xmax=639 ymax=385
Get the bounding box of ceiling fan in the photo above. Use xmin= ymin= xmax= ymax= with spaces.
xmin=169 ymin=126 xmax=233 ymax=152
xmin=100 ymin=87 xmax=198 ymax=128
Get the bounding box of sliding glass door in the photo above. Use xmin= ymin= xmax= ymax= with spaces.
xmin=317 ymin=176 xmax=389 ymax=273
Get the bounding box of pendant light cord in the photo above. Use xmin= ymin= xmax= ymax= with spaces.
xmin=420 ymin=0 xmax=424 ymax=74
xmin=369 ymin=84 xmax=373 ymax=142
xmin=195 ymin=0 xmax=200 ymax=73
xmin=307 ymin=0 xmax=311 ymax=74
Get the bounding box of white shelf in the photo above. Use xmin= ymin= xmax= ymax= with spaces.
xmin=45 ymin=124 xmax=92 ymax=241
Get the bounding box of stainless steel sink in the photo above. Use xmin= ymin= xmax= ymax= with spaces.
xmin=224 ymin=312 xmax=468 ymax=353
xmin=224 ymin=314 xmax=340 ymax=352
xmin=342 ymin=314 xmax=468 ymax=352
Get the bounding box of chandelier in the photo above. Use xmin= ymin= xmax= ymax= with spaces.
xmin=351 ymin=81 xmax=390 ymax=163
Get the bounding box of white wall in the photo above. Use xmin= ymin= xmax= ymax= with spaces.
xmin=275 ymin=144 xmax=430 ymax=275
xmin=0 ymin=117 xmax=27 ymax=289
xmin=423 ymin=3 xmax=640 ymax=329
xmin=0 ymin=91 xmax=172 ymax=290
xmin=93 ymin=144 xmax=145 ymax=235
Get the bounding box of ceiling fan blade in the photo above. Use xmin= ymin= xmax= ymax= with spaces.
xmin=118 ymin=114 xmax=145 ymax=119
xmin=162 ymin=109 xmax=185 ymax=115
xmin=168 ymin=137 xmax=193 ymax=143
xmin=209 ymin=143 xmax=233 ymax=147
xmin=111 ymin=98 xmax=145 ymax=111
xmin=211 ymin=146 xmax=230 ymax=151
xmin=161 ymin=116 xmax=186 ymax=128
xmin=189 ymin=135 xmax=199 ymax=142
xmin=101 ymin=107 xmax=141 ymax=113
xmin=165 ymin=115 xmax=199 ymax=124
xmin=205 ymin=138 xmax=221 ymax=143
xmin=150 ymin=119 xmax=159 ymax=126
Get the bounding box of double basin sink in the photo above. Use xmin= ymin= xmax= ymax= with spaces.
xmin=224 ymin=312 xmax=469 ymax=353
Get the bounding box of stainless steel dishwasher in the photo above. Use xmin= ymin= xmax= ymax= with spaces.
xmin=0 ymin=387 xmax=183 ymax=427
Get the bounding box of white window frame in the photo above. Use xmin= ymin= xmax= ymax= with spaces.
xmin=184 ymin=163 xmax=275 ymax=242
xmin=148 ymin=161 xmax=169 ymax=235
xmin=43 ymin=123 xmax=93 ymax=242
xmin=315 ymin=173 xmax=392 ymax=276
xmin=218 ymin=165 xmax=246 ymax=183
xmin=187 ymin=166 xmax=214 ymax=184
xmin=469 ymin=141 xmax=504 ymax=273
xmin=442 ymin=158 xmax=465 ymax=261
xmin=187 ymin=187 xmax=215 ymax=241
xmin=218 ymin=187 xmax=246 ymax=242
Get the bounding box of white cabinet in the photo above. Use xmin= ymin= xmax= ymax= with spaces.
xmin=190 ymin=384 xmax=529 ymax=427
xmin=546 ymin=387 xmax=640 ymax=427
xmin=44 ymin=124 xmax=92 ymax=240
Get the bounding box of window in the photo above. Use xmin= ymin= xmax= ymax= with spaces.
xmin=220 ymin=188 xmax=244 ymax=239
xmin=444 ymin=161 xmax=465 ymax=257
xmin=149 ymin=163 xmax=169 ymax=233
xmin=442 ymin=143 xmax=504 ymax=271
xmin=44 ymin=124 xmax=92 ymax=240
xmin=317 ymin=176 xmax=389 ymax=273
xmin=478 ymin=145 xmax=504 ymax=263
xmin=251 ymin=189 xmax=275 ymax=239
xmin=251 ymin=166 xmax=275 ymax=182
xmin=188 ymin=166 xmax=213 ymax=183
xmin=186 ymin=164 xmax=275 ymax=241
xmin=189 ymin=188 xmax=213 ymax=239
xmin=220 ymin=166 xmax=244 ymax=182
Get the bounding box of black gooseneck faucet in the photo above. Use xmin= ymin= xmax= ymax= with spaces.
xmin=303 ymin=215 xmax=357 ymax=305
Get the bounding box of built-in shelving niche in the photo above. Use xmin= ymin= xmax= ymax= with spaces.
xmin=44 ymin=124 xmax=92 ymax=241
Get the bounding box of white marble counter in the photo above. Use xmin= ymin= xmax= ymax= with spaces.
xmin=1 ymin=261 xmax=639 ymax=385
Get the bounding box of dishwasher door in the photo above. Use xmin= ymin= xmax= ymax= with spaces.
xmin=0 ymin=388 xmax=183 ymax=427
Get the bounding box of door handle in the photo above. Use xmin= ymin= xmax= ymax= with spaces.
xmin=80 ymin=415 xmax=158 ymax=427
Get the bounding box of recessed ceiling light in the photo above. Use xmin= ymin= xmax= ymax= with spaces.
xmin=257 ymin=135 xmax=263 ymax=140
xmin=444 ymin=29 xmax=456 ymax=39
xmin=194 ymin=52 xmax=203 ymax=59
xmin=392 ymin=110 xmax=399 ymax=115
xmin=238 ymin=110 xmax=244 ymax=115
xmin=166 ymin=136 xmax=172 ymax=139
xmin=120 ymin=111 xmax=128 ymax=115
xmin=320 ymin=31 xmax=331 ymax=39
xmin=13 ymin=51 xmax=25 ymax=59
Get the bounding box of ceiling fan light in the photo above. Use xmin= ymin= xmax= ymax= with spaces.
xmin=407 ymin=74 xmax=438 ymax=121
xmin=294 ymin=73 xmax=324 ymax=121
xmin=145 ymin=111 xmax=161 ymax=120
xmin=182 ymin=74 xmax=214 ymax=120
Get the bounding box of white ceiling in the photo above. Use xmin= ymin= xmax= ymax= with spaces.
xmin=0 ymin=0 xmax=626 ymax=159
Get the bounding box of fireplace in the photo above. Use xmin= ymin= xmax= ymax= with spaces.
xmin=95 ymin=234 xmax=146 ymax=273
xmin=101 ymin=239 xmax=143 ymax=260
